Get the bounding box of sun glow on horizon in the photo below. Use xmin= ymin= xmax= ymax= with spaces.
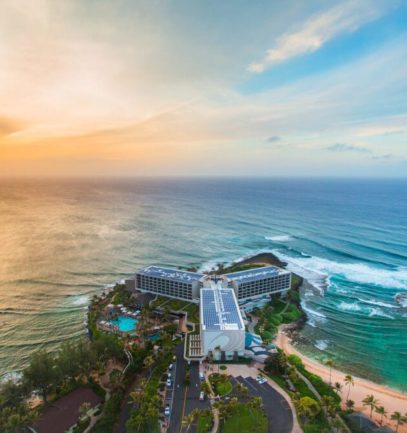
xmin=1 ymin=0 xmax=406 ymax=177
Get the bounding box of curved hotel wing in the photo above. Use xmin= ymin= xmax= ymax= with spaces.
xmin=200 ymin=285 xmax=245 ymax=360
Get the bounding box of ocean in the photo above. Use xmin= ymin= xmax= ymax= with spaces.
xmin=0 ymin=178 xmax=406 ymax=390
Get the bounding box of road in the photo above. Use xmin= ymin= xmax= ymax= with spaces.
xmin=167 ymin=344 xmax=210 ymax=433
xmin=230 ymin=376 xmax=293 ymax=433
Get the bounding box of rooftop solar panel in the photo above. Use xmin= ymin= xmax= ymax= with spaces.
xmin=224 ymin=266 xmax=287 ymax=283
xmin=137 ymin=266 xmax=203 ymax=283
xmin=201 ymin=288 xmax=244 ymax=331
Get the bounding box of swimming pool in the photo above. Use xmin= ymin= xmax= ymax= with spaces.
xmin=109 ymin=316 xmax=138 ymax=332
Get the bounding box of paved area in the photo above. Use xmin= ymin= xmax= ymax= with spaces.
xmin=200 ymin=362 xmax=302 ymax=433
xmin=33 ymin=387 xmax=103 ymax=433
xmin=231 ymin=376 xmax=293 ymax=433
xmin=168 ymin=344 xmax=210 ymax=433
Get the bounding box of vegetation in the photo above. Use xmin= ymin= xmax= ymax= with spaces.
xmin=209 ymin=373 xmax=233 ymax=396
xmin=217 ymin=399 xmax=267 ymax=433
xmin=126 ymin=351 xmax=174 ymax=433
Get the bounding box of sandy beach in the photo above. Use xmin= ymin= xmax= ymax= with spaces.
xmin=276 ymin=327 xmax=407 ymax=432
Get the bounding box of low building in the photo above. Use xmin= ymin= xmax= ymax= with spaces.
xmin=200 ymin=282 xmax=245 ymax=361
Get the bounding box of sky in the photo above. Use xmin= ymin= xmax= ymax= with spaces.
xmin=1 ymin=0 xmax=407 ymax=177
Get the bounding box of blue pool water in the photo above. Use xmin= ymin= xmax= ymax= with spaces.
xmin=109 ymin=316 xmax=138 ymax=332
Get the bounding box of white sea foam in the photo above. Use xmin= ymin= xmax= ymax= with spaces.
xmin=358 ymin=298 xmax=397 ymax=309
xmin=265 ymin=235 xmax=293 ymax=242
xmin=315 ymin=339 xmax=329 ymax=351
xmin=71 ymin=295 xmax=89 ymax=306
xmin=1 ymin=371 xmax=22 ymax=384
xmin=272 ymin=250 xmax=407 ymax=290
xmin=338 ymin=301 xmax=361 ymax=312
xmin=368 ymin=308 xmax=394 ymax=319
xmin=395 ymin=293 xmax=407 ymax=308
xmin=301 ymin=301 xmax=327 ymax=328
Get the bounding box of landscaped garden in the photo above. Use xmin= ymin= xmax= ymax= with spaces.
xmin=209 ymin=373 xmax=233 ymax=397
xmin=220 ymin=403 xmax=267 ymax=433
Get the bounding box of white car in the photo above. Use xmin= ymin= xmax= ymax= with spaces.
xmin=164 ymin=405 xmax=171 ymax=416
xmin=168 ymin=372 xmax=172 ymax=379
xmin=199 ymin=391 xmax=205 ymax=401
xmin=199 ymin=372 xmax=205 ymax=381
xmin=168 ymin=363 xmax=173 ymax=370
xmin=259 ymin=377 xmax=267 ymax=384
xmin=166 ymin=379 xmax=172 ymax=387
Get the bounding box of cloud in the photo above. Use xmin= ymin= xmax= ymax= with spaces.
xmin=248 ymin=0 xmax=393 ymax=73
xmin=0 ymin=116 xmax=23 ymax=137
xmin=371 ymin=153 xmax=393 ymax=160
xmin=266 ymin=135 xmax=281 ymax=143
xmin=324 ymin=143 xmax=371 ymax=153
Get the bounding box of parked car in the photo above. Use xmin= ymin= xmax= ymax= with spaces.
xmin=168 ymin=363 xmax=173 ymax=370
xmin=168 ymin=372 xmax=172 ymax=379
xmin=199 ymin=391 xmax=205 ymax=401
xmin=199 ymin=372 xmax=205 ymax=381
xmin=166 ymin=379 xmax=172 ymax=387
xmin=164 ymin=405 xmax=171 ymax=416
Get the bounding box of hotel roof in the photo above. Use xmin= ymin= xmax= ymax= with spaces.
xmin=223 ymin=265 xmax=288 ymax=283
xmin=137 ymin=266 xmax=203 ymax=283
xmin=200 ymin=287 xmax=244 ymax=331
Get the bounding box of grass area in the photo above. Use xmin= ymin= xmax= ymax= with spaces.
xmin=254 ymin=299 xmax=303 ymax=342
xmin=220 ymin=404 xmax=267 ymax=433
xmin=209 ymin=373 xmax=233 ymax=397
xmin=196 ymin=412 xmax=213 ymax=433
xmin=220 ymin=263 xmax=265 ymax=274
xmin=216 ymin=380 xmax=233 ymax=396
xmin=184 ymin=303 xmax=199 ymax=324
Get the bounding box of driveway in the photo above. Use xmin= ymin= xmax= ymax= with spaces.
xmin=168 ymin=344 xmax=210 ymax=433
xmin=231 ymin=376 xmax=293 ymax=433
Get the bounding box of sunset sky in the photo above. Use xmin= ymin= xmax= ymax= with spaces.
xmin=1 ymin=0 xmax=407 ymax=177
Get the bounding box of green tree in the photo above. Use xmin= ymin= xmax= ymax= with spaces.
xmin=362 ymin=394 xmax=378 ymax=419
xmin=324 ymin=359 xmax=334 ymax=385
xmin=390 ymin=411 xmax=406 ymax=433
xmin=375 ymin=406 xmax=387 ymax=426
xmin=23 ymin=350 xmax=58 ymax=403
xmin=346 ymin=399 xmax=355 ymax=412
xmin=334 ymin=381 xmax=343 ymax=395
xmin=344 ymin=374 xmax=354 ymax=401
xmin=295 ymin=396 xmax=321 ymax=425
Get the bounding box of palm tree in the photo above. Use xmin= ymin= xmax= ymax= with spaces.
xmin=344 ymin=374 xmax=354 ymax=401
xmin=235 ymin=383 xmax=249 ymax=401
xmin=79 ymin=402 xmax=91 ymax=418
xmin=375 ymin=406 xmax=387 ymax=425
xmin=346 ymin=399 xmax=355 ymax=412
xmin=362 ymin=394 xmax=378 ymax=419
xmin=182 ymin=413 xmax=195 ymax=433
xmin=334 ymin=382 xmax=343 ymax=395
xmin=143 ymin=355 xmax=155 ymax=375
xmin=325 ymin=359 xmax=334 ymax=385
xmin=390 ymin=411 xmax=406 ymax=433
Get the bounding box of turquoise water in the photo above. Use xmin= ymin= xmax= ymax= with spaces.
xmin=146 ymin=334 xmax=160 ymax=341
xmin=109 ymin=316 xmax=137 ymax=332
xmin=0 ymin=178 xmax=406 ymax=390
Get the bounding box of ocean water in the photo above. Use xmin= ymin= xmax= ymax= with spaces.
xmin=0 ymin=178 xmax=406 ymax=390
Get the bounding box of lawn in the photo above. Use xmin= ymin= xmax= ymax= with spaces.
xmin=209 ymin=373 xmax=233 ymax=397
xmin=196 ymin=413 xmax=213 ymax=433
xmin=216 ymin=380 xmax=233 ymax=396
xmin=220 ymin=404 xmax=267 ymax=433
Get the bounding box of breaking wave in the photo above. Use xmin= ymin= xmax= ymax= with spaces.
xmin=272 ymin=250 xmax=407 ymax=291
xmin=265 ymin=234 xmax=293 ymax=242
